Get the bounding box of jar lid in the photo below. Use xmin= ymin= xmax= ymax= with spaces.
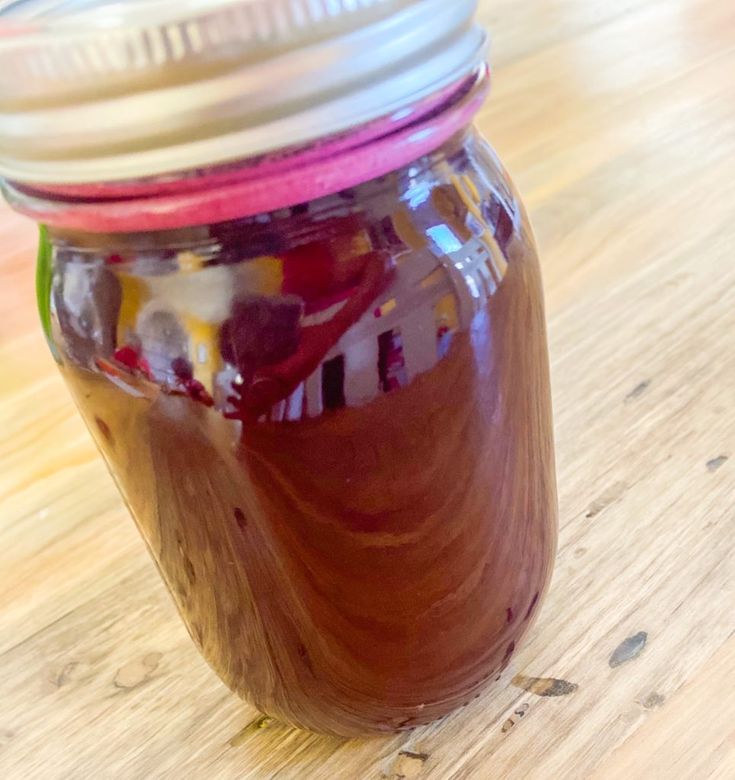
xmin=0 ymin=0 xmax=486 ymax=185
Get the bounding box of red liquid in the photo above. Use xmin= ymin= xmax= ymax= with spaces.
xmin=47 ymin=131 xmax=557 ymax=736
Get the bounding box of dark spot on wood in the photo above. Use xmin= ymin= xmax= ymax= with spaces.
xmin=524 ymin=592 xmax=540 ymax=621
xmin=641 ymin=692 xmax=665 ymax=709
xmin=394 ymin=751 xmax=429 ymax=777
xmin=53 ymin=661 xmax=81 ymax=688
xmin=707 ymin=455 xmax=729 ymax=473
xmin=399 ymin=751 xmax=429 ymax=762
xmin=501 ymin=703 xmax=529 ymax=733
xmin=586 ymin=482 xmax=627 ymax=518
xmin=512 ymin=674 xmax=578 ymax=697
xmin=609 ymin=631 xmax=648 ymax=668
xmin=625 ymin=380 xmax=650 ymax=402
xmin=234 ymin=507 xmax=248 ymax=530
xmin=574 ymin=547 xmax=587 ymax=558
xmin=506 ymin=607 xmax=514 ymax=624
xmin=94 ymin=416 xmax=114 ymax=446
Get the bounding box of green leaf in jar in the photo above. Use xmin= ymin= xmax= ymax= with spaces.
xmin=36 ymin=224 xmax=60 ymax=362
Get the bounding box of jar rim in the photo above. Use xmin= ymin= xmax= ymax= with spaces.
xmin=0 ymin=0 xmax=486 ymax=185
xmin=3 ymin=67 xmax=489 ymax=233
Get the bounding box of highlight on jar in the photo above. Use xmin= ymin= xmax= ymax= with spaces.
xmin=0 ymin=0 xmax=558 ymax=738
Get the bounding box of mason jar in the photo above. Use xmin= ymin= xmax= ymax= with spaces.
xmin=0 ymin=0 xmax=557 ymax=737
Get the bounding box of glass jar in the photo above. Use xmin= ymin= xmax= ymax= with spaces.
xmin=0 ymin=0 xmax=557 ymax=737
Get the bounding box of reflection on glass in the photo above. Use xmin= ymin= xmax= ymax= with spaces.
xmin=55 ymin=202 xmax=508 ymax=423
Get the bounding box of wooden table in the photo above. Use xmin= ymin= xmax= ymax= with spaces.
xmin=2 ymin=1 xmax=734 ymax=777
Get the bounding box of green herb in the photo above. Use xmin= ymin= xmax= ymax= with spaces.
xmin=36 ymin=225 xmax=60 ymax=361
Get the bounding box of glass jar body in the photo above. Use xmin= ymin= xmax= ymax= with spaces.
xmin=41 ymin=127 xmax=557 ymax=736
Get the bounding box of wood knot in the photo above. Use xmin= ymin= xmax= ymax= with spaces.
xmin=393 ymin=751 xmax=429 ymax=778
xmin=512 ymin=675 xmax=578 ymax=697
xmin=113 ymin=652 xmax=163 ymax=690
xmin=50 ymin=660 xmax=89 ymax=688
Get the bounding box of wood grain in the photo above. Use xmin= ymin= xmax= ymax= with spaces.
xmin=1 ymin=0 xmax=735 ymax=777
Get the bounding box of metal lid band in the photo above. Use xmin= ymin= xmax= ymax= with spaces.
xmin=3 ymin=68 xmax=489 ymax=232
xmin=0 ymin=0 xmax=485 ymax=184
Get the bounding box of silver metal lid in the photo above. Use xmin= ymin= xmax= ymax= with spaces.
xmin=0 ymin=0 xmax=486 ymax=184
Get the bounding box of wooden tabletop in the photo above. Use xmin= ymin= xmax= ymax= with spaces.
xmin=2 ymin=1 xmax=735 ymax=777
